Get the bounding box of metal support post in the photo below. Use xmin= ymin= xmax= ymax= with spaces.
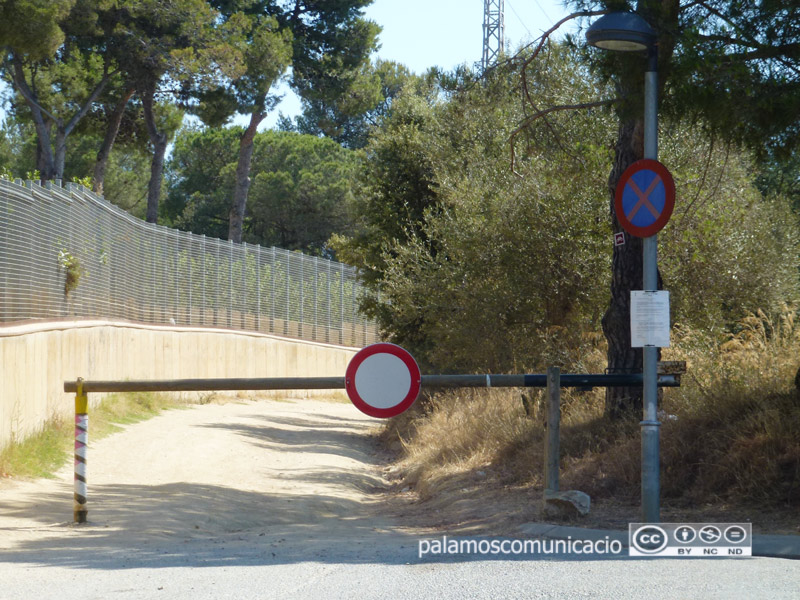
xmin=256 ymin=246 xmax=261 ymax=332
xmin=544 ymin=366 xmax=560 ymax=493
xmin=641 ymin=46 xmax=661 ymax=523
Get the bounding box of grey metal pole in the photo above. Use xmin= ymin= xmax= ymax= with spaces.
xmin=641 ymin=46 xmax=661 ymax=523
xmin=544 ymin=366 xmax=561 ymax=492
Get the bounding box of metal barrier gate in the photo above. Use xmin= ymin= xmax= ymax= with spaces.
xmin=64 ymin=364 xmax=683 ymax=523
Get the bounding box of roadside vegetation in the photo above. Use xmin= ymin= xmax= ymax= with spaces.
xmin=385 ymin=309 xmax=800 ymax=520
xmin=0 ymin=392 xmax=201 ymax=480
xmin=330 ymin=45 xmax=800 ymax=519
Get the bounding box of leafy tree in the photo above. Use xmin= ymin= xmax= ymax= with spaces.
xmin=756 ymin=150 xmax=800 ymax=214
xmin=165 ymin=127 xmax=358 ymax=253
xmin=165 ymin=125 xmax=242 ymax=239
xmin=334 ymin=48 xmax=614 ymax=370
xmin=656 ymin=124 xmax=799 ymax=331
xmin=330 ymin=78 xmax=441 ymax=289
xmin=1 ymin=0 xmax=115 ymax=181
xmin=66 ymin=119 xmax=154 ymax=218
xmin=245 ymin=131 xmax=358 ymax=252
xmin=1 ymin=0 xmax=233 ymax=215
xmin=88 ymin=76 xmax=137 ymax=197
xmin=196 ymin=0 xmax=380 ymax=243
xmin=511 ymin=0 xmax=800 ymax=418
xmin=0 ymin=115 xmax=37 ymax=177
xmin=0 ymin=0 xmax=75 ymax=62
xmin=337 ymin=42 xmax=799 ymax=380
xmin=113 ymin=0 xmax=239 ymax=223
xmin=289 ymin=59 xmax=414 ymax=149
xmin=200 ymin=5 xmax=293 ymax=242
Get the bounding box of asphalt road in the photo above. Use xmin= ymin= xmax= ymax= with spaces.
xmin=1 ymin=530 xmax=798 ymax=600
xmin=0 ymin=398 xmax=797 ymax=599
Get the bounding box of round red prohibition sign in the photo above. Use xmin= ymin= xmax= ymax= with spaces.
xmin=345 ymin=343 xmax=421 ymax=418
xmin=615 ymin=159 xmax=675 ymax=238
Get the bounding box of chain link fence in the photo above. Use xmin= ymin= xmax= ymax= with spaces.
xmin=0 ymin=178 xmax=379 ymax=346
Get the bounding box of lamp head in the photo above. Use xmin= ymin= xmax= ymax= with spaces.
xmin=586 ymin=12 xmax=656 ymax=52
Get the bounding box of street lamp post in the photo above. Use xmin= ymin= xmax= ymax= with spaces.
xmin=587 ymin=12 xmax=661 ymax=523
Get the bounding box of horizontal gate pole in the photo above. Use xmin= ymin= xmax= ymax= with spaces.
xmin=64 ymin=373 xmax=680 ymax=394
xmin=64 ymin=377 xmax=346 ymax=393
xmin=422 ymin=373 xmax=680 ymax=388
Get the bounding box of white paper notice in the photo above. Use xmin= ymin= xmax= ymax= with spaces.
xmin=630 ymin=291 xmax=671 ymax=348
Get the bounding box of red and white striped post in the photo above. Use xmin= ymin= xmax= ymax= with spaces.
xmin=74 ymin=378 xmax=88 ymax=523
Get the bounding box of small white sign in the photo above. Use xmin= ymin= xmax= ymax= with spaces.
xmin=631 ymin=291 xmax=670 ymax=348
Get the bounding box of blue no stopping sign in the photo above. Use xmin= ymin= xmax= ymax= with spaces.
xmin=615 ymin=159 xmax=675 ymax=238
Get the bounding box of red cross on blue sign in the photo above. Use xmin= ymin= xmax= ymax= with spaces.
xmin=614 ymin=159 xmax=675 ymax=238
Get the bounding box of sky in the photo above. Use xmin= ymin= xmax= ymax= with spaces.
xmin=365 ymin=0 xmax=572 ymax=74
xmin=262 ymin=0 xmax=575 ymax=128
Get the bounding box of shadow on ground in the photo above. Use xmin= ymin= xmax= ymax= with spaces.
xmin=0 ymin=403 xmax=631 ymax=569
xmin=200 ymin=417 xmax=377 ymax=464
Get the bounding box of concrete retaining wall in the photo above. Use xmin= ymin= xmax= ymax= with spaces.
xmin=0 ymin=320 xmax=361 ymax=450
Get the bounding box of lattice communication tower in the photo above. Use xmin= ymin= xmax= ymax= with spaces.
xmin=482 ymin=0 xmax=505 ymax=70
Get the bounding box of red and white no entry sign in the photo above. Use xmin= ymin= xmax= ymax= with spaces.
xmin=345 ymin=343 xmax=421 ymax=418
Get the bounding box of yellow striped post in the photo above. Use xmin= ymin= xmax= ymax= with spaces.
xmin=74 ymin=378 xmax=88 ymax=523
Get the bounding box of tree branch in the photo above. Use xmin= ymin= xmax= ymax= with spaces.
xmin=677 ymin=131 xmax=715 ymax=231
xmin=10 ymin=56 xmax=58 ymax=123
xmin=505 ymin=11 xmax=608 ymax=173
xmin=695 ymin=1 xmax=755 ymax=42
xmin=739 ymin=44 xmax=800 ymax=63
xmin=64 ymin=70 xmax=117 ymax=137
xmin=513 ymin=10 xmax=607 ymax=70
xmin=695 ymin=33 xmax=760 ymax=49
xmin=509 ymin=99 xmax=617 ymax=175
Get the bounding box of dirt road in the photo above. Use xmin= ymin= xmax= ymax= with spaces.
xmin=0 ymin=398 xmax=411 ymax=563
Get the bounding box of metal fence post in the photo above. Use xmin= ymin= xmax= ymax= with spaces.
xmin=240 ymin=242 xmax=247 ymax=330
xmin=186 ymin=232 xmax=192 ymax=325
xmin=256 ymin=245 xmax=261 ymax=332
xmin=327 ymin=259 xmax=332 ymax=343
xmin=270 ymin=247 xmax=276 ymax=333
xmin=215 ymin=241 xmax=220 ymax=327
xmin=202 ymin=234 xmax=208 ymax=325
xmin=228 ymin=240 xmax=233 ymax=328
xmin=340 ymin=265 xmax=345 ymax=345
xmin=351 ymin=280 xmax=357 ymax=347
xmin=284 ymin=252 xmax=290 ymax=336
xmin=74 ymin=378 xmax=89 ymax=523
xmin=544 ymin=366 xmax=560 ymax=493
xmin=299 ymin=254 xmax=305 ymax=338
xmin=173 ymin=231 xmax=179 ymax=324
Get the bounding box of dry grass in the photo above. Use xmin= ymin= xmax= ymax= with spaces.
xmin=0 ymin=392 xmax=199 ymax=480
xmin=656 ymin=307 xmax=800 ymax=507
xmin=385 ymin=307 xmax=800 ymax=525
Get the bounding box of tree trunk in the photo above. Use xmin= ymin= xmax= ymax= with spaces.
xmin=142 ymin=85 xmax=168 ymax=224
xmin=598 ymin=2 xmax=679 ymax=420
xmin=36 ymin=136 xmax=49 ymax=180
xmin=11 ymin=53 xmax=111 ymax=182
xmin=145 ymin=135 xmax=168 ymax=223
xmin=93 ymin=87 xmax=135 ymax=196
xmin=54 ymin=127 xmax=67 ymax=182
xmin=602 ymin=118 xmax=645 ymax=419
xmin=228 ymin=111 xmax=266 ymax=242
xmin=12 ymin=58 xmax=56 ymax=180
